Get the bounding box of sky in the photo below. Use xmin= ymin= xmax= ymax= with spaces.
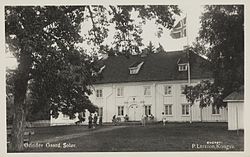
xmin=140 ymin=4 xmax=204 ymax=51
xmin=5 ymin=4 xmax=204 ymax=69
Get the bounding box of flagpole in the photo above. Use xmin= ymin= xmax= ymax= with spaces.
xmin=186 ymin=12 xmax=189 ymax=47
xmin=185 ymin=12 xmax=192 ymax=124
xmin=185 ymin=12 xmax=190 ymax=85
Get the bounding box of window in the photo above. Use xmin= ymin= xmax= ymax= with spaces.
xmin=184 ymin=29 xmax=187 ymax=37
xmin=96 ymin=89 xmax=103 ymax=98
xmin=129 ymin=61 xmax=144 ymax=74
xmin=117 ymin=87 xmax=124 ymax=97
xmin=118 ymin=106 xmax=124 ymax=116
xmin=144 ymin=86 xmax=151 ymax=96
xmin=144 ymin=105 xmax=151 ymax=116
xmin=130 ymin=69 xmax=137 ymax=74
xmin=180 ymin=85 xmax=186 ymax=95
xmin=164 ymin=85 xmax=172 ymax=95
xmin=212 ymin=105 xmax=220 ymax=115
xmin=178 ymin=64 xmax=188 ymax=71
xmin=98 ymin=65 xmax=106 ymax=73
xmin=164 ymin=104 xmax=172 ymax=115
xmin=182 ymin=104 xmax=190 ymax=115
xmin=97 ymin=107 xmax=103 ymax=117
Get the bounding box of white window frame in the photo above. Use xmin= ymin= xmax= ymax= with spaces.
xmin=178 ymin=64 xmax=188 ymax=71
xmin=129 ymin=68 xmax=137 ymax=74
xmin=129 ymin=61 xmax=144 ymax=75
xmin=164 ymin=85 xmax=173 ymax=96
xmin=117 ymin=87 xmax=124 ymax=97
xmin=181 ymin=104 xmax=190 ymax=116
xmin=118 ymin=106 xmax=124 ymax=116
xmin=212 ymin=105 xmax=220 ymax=115
xmin=164 ymin=104 xmax=173 ymax=116
xmin=144 ymin=105 xmax=152 ymax=116
xmin=96 ymin=89 xmax=103 ymax=98
xmin=144 ymin=86 xmax=151 ymax=96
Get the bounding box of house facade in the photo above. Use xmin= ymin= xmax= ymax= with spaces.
xmin=51 ymin=50 xmax=228 ymax=125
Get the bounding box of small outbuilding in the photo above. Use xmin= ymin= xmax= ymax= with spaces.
xmin=224 ymin=86 xmax=244 ymax=130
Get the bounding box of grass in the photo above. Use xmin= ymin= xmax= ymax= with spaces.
xmin=17 ymin=122 xmax=244 ymax=152
xmin=29 ymin=125 xmax=108 ymax=142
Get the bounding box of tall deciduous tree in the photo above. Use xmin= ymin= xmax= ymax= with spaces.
xmin=196 ymin=5 xmax=244 ymax=106
xmin=183 ymin=80 xmax=218 ymax=122
xmin=5 ymin=5 xmax=180 ymax=151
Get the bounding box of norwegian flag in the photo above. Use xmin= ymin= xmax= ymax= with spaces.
xmin=170 ymin=17 xmax=187 ymax=39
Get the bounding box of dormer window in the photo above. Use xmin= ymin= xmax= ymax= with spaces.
xmin=98 ymin=65 xmax=106 ymax=73
xmin=129 ymin=61 xmax=144 ymax=75
xmin=178 ymin=64 xmax=188 ymax=71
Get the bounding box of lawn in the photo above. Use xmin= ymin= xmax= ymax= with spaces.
xmin=19 ymin=122 xmax=244 ymax=152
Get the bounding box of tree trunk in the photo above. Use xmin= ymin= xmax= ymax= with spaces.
xmin=10 ymin=97 xmax=26 ymax=152
xmin=10 ymin=51 xmax=31 ymax=152
xmin=190 ymin=105 xmax=192 ymax=123
xmin=200 ymin=107 xmax=203 ymax=122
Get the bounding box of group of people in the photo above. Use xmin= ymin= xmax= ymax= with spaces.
xmin=112 ymin=115 xmax=122 ymax=125
xmin=87 ymin=113 xmax=167 ymax=127
xmin=141 ymin=114 xmax=155 ymax=126
xmin=88 ymin=113 xmax=102 ymax=129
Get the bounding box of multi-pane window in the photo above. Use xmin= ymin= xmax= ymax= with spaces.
xmin=145 ymin=105 xmax=151 ymax=116
xmin=144 ymin=86 xmax=151 ymax=96
xmin=178 ymin=64 xmax=188 ymax=71
xmin=130 ymin=69 xmax=137 ymax=74
xmin=97 ymin=107 xmax=103 ymax=117
xmin=96 ymin=89 xmax=103 ymax=98
xmin=164 ymin=85 xmax=172 ymax=95
xmin=118 ymin=106 xmax=124 ymax=116
xmin=165 ymin=104 xmax=172 ymax=115
xmin=182 ymin=104 xmax=190 ymax=115
xmin=212 ymin=105 xmax=220 ymax=115
xmin=117 ymin=87 xmax=124 ymax=97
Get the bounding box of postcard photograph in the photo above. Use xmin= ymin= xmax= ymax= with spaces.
xmin=3 ymin=2 xmax=246 ymax=155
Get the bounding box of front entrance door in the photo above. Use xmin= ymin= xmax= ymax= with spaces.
xmin=128 ymin=104 xmax=141 ymax=121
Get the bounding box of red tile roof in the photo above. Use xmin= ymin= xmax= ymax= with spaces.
xmin=94 ymin=50 xmax=213 ymax=84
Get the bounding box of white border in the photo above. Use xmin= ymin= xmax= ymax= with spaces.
xmin=0 ymin=0 xmax=249 ymax=157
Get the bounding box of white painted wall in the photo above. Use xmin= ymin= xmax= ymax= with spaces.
xmin=50 ymin=110 xmax=90 ymax=126
xmin=227 ymin=102 xmax=244 ymax=130
xmin=51 ymin=79 xmax=228 ymax=125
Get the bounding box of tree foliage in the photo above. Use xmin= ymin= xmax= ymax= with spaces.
xmin=190 ymin=5 xmax=244 ymax=107
xmin=156 ymin=43 xmax=166 ymax=53
xmin=199 ymin=5 xmax=243 ymax=92
xmin=183 ymin=80 xmax=221 ymax=108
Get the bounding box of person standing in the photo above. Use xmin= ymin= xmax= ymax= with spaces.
xmin=88 ymin=113 xmax=93 ymax=129
xmin=93 ymin=114 xmax=98 ymax=128
xmin=162 ymin=112 xmax=167 ymax=126
xmin=112 ymin=115 xmax=116 ymax=125
xmin=141 ymin=114 xmax=146 ymax=126
xmin=124 ymin=114 xmax=129 ymax=122
xmin=99 ymin=116 xmax=103 ymax=126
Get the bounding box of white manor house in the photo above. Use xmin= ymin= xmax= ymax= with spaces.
xmin=51 ymin=50 xmax=228 ymax=125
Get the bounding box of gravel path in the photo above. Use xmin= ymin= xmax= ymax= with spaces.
xmin=33 ymin=126 xmax=126 ymax=143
